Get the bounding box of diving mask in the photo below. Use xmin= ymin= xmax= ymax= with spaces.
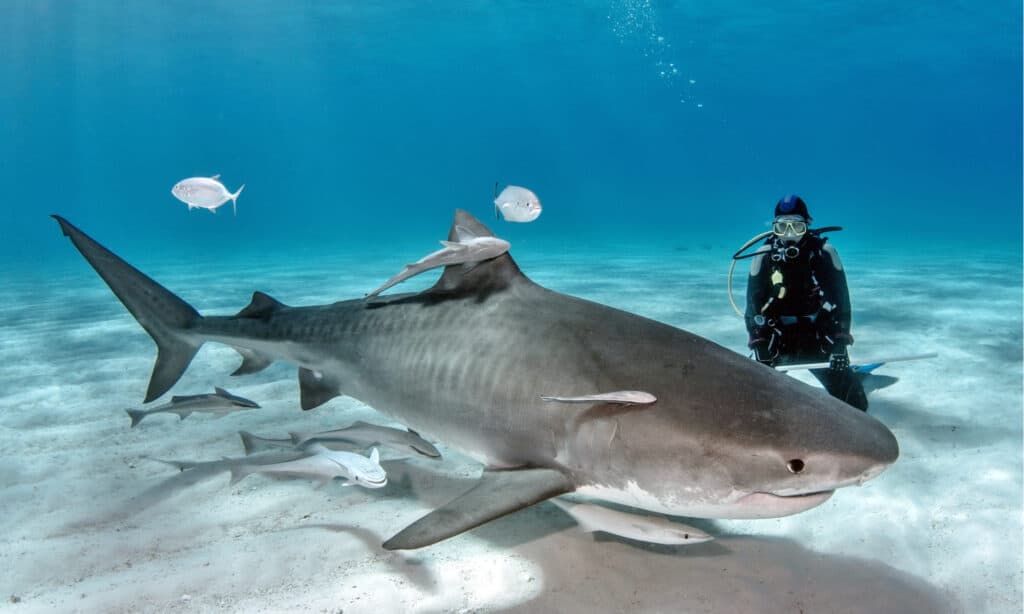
xmin=772 ymin=218 xmax=808 ymax=238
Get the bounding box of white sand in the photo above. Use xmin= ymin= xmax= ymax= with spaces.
xmin=0 ymin=241 xmax=1019 ymax=613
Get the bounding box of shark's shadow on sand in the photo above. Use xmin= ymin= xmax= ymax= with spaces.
xmin=374 ymin=462 xmax=957 ymax=613
xmin=59 ymin=422 xmax=954 ymax=613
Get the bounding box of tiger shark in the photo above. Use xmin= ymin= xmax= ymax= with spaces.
xmin=52 ymin=210 xmax=898 ymax=550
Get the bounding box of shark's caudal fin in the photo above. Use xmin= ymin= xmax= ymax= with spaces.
xmin=52 ymin=216 xmax=202 ymax=402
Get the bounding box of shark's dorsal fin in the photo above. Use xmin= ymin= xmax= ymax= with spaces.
xmin=430 ymin=210 xmax=527 ymax=294
xmin=383 ymin=467 xmax=574 ymax=550
xmin=235 ymin=291 xmax=288 ymax=320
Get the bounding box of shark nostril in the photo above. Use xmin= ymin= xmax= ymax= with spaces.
xmin=787 ymin=459 xmax=805 ymax=474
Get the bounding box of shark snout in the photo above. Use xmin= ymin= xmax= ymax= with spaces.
xmin=858 ymin=414 xmax=899 ymax=471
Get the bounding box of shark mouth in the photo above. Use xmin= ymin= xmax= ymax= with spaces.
xmin=725 ymin=490 xmax=836 ymax=519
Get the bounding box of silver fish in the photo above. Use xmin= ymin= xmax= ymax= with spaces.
xmin=494 ymin=183 xmax=541 ymax=222
xmin=125 ymin=387 xmax=259 ymax=427
xmin=229 ymin=445 xmax=387 ymax=489
xmin=171 ymin=174 xmax=245 ymax=215
xmin=289 ymin=420 xmax=442 ymax=458
xmin=551 ymin=499 xmax=713 ymax=546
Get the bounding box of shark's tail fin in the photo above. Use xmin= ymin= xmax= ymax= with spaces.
xmin=52 ymin=216 xmax=203 ymax=403
xmin=126 ymin=409 xmax=147 ymax=428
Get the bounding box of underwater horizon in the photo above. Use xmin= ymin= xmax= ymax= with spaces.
xmin=0 ymin=2 xmax=1021 ymax=613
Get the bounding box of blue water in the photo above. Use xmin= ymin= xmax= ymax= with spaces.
xmin=1 ymin=2 xmax=1022 ymax=612
xmin=1 ymin=1 xmax=1020 ymax=264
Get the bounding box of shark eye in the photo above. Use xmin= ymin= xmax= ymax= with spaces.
xmin=787 ymin=459 xmax=805 ymax=474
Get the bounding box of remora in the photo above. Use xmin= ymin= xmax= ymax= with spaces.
xmin=52 ymin=210 xmax=898 ymax=550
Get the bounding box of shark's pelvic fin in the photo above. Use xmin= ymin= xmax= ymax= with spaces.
xmin=52 ymin=215 xmax=202 ymax=403
xmin=383 ymin=467 xmax=574 ymax=550
xmin=298 ymin=367 xmax=343 ymax=410
xmin=540 ymin=391 xmax=657 ymax=405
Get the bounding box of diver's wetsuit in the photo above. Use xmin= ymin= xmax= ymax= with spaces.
xmin=745 ymin=232 xmax=869 ymax=411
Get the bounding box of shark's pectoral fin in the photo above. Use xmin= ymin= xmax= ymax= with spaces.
xmin=540 ymin=391 xmax=657 ymax=406
xmin=383 ymin=467 xmax=575 ymax=550
xmin=298 ymin=368 xmax=342 ymax=410
xmin=231 ymin=347 xmax=274 ymax=375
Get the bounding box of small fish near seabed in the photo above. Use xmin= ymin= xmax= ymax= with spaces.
xmin=365 ymin=225 xmax=510 ymax=298
xmin=237 ymin=422 xmax=441 ymax=459
xmin=229 ymin=444 xmax=388 ymax=489
xmin=494 ymin=183 xmax=542 ymax=222
xmin=551 ymin=499 xmax=713 ymax=546
xmin=171 ymin=174 xmax=245 ymax=215
xmin=289 ymin=421 xmax=442 ymax=458
xmin=126 ymin=387 xmax=260 ymax=427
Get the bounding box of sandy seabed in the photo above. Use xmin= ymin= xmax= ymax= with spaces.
xmin=1 ymin=237 xmax=1020 ymax=613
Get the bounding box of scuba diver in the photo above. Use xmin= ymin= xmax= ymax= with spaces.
xmin=734 ymin=195 xmax=869 ymax=411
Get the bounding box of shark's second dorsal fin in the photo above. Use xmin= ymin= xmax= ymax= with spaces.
xmin=431 ymin=210 xmax=527 ymax=294
xmin=236 ymin=291 xmax=288 ymax=320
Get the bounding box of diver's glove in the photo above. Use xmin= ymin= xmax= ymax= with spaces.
xmin=822 ymin=331 xmax=853 ymax=356
xmin=829 ymin=353 xmax=850 ymax=373
xmin=748 ymin=335 xmax=777 ymax=366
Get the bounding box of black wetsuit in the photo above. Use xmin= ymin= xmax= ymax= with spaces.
xmin=744 ymin=232 xmax=868 ymax=411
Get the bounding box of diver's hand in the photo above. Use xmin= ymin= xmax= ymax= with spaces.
xmin=829 ymin=353 xmax=850 ymax=372
xmin=749 ymin=337 xmax=776 ymax=365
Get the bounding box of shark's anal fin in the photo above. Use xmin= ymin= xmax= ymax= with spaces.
xmin=383 ymin=467 xmax=574 ymax=550
xmin=298 ymin=368 xmax=342 ymax=410
xmin=540 ymin=391 xmax=657 ymax=406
